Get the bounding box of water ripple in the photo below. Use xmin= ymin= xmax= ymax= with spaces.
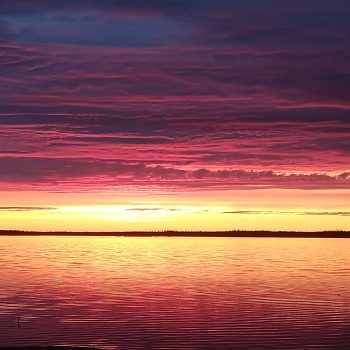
xmin=0 ymin=236 xmax=349 ymax=350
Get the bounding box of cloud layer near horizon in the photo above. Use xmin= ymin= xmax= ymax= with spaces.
xmin=0 ymin=1 xmax=350 ymax=192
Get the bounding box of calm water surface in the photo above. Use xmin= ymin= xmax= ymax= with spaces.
xmin=0 ymin=236 xmax=349 ymax=349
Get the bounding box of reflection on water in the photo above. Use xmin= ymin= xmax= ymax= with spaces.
xmin=0 ymin=236 xmax=349 ymax=349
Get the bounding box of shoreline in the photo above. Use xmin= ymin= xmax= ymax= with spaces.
xmin=1 ymin=230 xmax=350 ymax=238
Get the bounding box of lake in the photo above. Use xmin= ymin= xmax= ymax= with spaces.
xmin=0 ymin=236 xmax=349 ymax=349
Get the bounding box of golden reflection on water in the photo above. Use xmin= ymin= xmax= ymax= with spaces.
xmin=0 ymin=236 xmax=350 ymax=349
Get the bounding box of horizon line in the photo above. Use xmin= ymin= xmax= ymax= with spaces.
xmin=1 ymin=229 xmax=350 ymax=238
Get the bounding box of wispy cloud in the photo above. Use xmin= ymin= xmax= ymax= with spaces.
xmin=0 ymin=1 xmax=349 ymax=195
xmin=222 ymin=210 xmax=350 ymax=216
xmin=126 ymin=208 xmax=161 ymax=211
xmin=0 ymin=207 xmax=57 ymax=211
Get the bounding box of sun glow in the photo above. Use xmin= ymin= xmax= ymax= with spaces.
xmin=0 ymin=189 xmax=349 ymax=232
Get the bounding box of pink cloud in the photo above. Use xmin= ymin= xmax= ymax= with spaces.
xmin=0 ymin=40 xmax=349 ymax=193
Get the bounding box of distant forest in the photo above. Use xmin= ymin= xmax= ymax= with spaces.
xmin=1 ymin=230 xmax=350 ymax=238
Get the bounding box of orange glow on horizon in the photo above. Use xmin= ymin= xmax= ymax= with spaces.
xmin=1 ymin=189 xmax=349 ymax=232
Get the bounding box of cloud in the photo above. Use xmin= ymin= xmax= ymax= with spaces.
xmin=125 ymin=208 xmax=183 ymax=211
xmin=0 ymin=3 xmax=349 ymax=195
xmin=0 ymin=156 xmax=349 ymax=191
xmin=222 ymin=210 xmax=350 ymax=216
xmin=0 ymin=19 xmax=13 ymax=40
xmin=0 ymin=206 xmax=57 ymax=211
xmin=1 ymin=1 xmax=350 ymax=49
xmin=0 ymin=0 xmax=191 ymax=16
xmin=126 ymin=208 xmax=161 ymax=211
xmin=302 ymin=211 xmax=350 ymax=216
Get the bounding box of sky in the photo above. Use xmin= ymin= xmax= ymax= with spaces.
xmin=0 ymin=0 xmax=349 ymax=232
